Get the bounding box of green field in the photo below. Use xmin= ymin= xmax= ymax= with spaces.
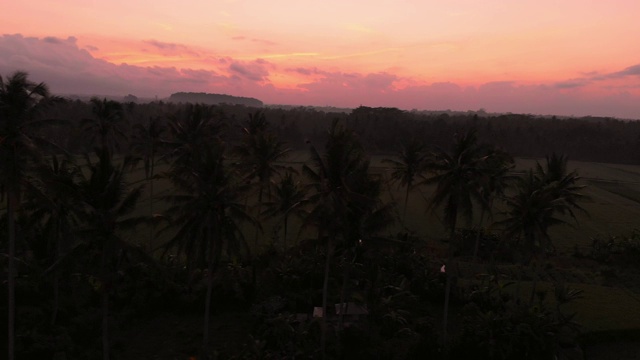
xmin=123 ymin=154 xmax=640 ymax=341
xmin=127 ymin=154 xmax=640 ymax=255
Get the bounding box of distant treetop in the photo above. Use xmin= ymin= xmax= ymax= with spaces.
xmin=168 ymin=92 xmax=263 ymax=107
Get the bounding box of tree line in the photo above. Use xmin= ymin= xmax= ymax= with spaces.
xmin=1 ymin=71 xmax=591 ymax=359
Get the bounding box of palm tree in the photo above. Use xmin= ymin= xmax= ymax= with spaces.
xmin=130 ymin=116 xmax=166 ymax=244
xmin=535 ymin=153 xmax=586 ymax=220
xmin=23 ymin=155 xmax=82 ymax=326
xmin=163 ymin=104 xmax=224 ymax=171
xmin=0 ymin=71 xmax=58 ymax=360
xmin=82 ymin=97 xmax=126 ymax=156
xmin=302 ymin=120 xmax=371 ymax=358
xmin=243 ymin=109 xmax=268 ymax=136
xmin=382 ymin=138 xmax=427 ymax=219
xmin=162 ymin=106 xmax=255 ymax=356
xmin=472 ymin=148 xmax=515 ymax=261
xmin=76 ymin=148 xmax=145 ymax=360
xmin=499 ymin=154 xmax=586 ymax=257
xmin=234 ymin=113 xmax=291 ymax=254
xmin=335 ymin=158 xmax=395 ymax=341
xmin=163 ymin=143 xmax=256 ymax=357
xmin=262 ymin=172 xmax=307 ymax=250
xmin=235 ymin=131 xmax=291 ymax=204
xmin=421 ymin=130 xmax=488 ymax=345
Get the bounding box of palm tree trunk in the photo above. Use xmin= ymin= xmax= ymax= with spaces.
xmin=254 ymin=185 xmax=263 ymax=250
xmin=51 ymin=270 xmax=60 ymax=326
xmin=148 ymin=162 xmax=154 ymax=248
xmin=52 ymin=219 xmax=65 ymax=326
xmin=403 ymin=183 xmax=411 ymax=221
xmin=101 ymin=240 xmax=110 ymax=360
xmin=473 ymin=208 xmax=486 ymax=263
xmin=7 ymin=192 xmax=17 ymax=360
xmin=202 ymin=251 xmax=215 ymax=356
xmin=321 ymin=233 xmax=332 ymax=360
xmin=442 ymin=215 xmax=457 ymax=347
xmin=283 ymin=214 xmax=288 ymax=251
xmin=102 ymin=287 xmax=110 ymax=360
xmin=337 ymin=248 xmax=357 ymax=358
xmin=202 ymin=221 xmax=220 ymax=358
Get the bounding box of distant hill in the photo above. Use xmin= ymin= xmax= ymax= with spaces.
xmin=168 ymin=92 xmax=263 ymax=107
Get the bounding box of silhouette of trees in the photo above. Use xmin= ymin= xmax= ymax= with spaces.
xmin=383 ymin=138 xmax=428 ymax=220
xmin=473 ymin=147 xmax=514 ymax=261
xmin=76 ymin=149 xmax=145 ymax=360
xmin=262 ymin=172 xmax=307 ymax=250
xmin=82 ymin=97 xmax=127 ymax=155
xmin=234 ymin=112 xmax=291 ymax=246
xmin=499 ymin=154 xmax=586 ymax=257
xmin=0 ymin=73 xmax=609 ymax=359
xmin=0 ymin=71 xmax=59 ymax=360
xmin=162 ymin=107 xmax=257 ymax=357
xmin=130 ymin=116 xmax=166 ymax=244
xmin=302 ymin=120 xmax=384 ymax=358
xmin=23 ymin=155 xmax=82 ymax=326
xmin=422 ymin=130 xmax=490 ymax=345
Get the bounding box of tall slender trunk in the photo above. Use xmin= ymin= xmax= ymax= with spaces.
xmin=102 ymin=288 xmax=109 ymax=360
xmin=321 ymin=233 xmax=332 ymax=360
xmin=7 ymin=192 xmax=17 ymax=360
xmin=202 ymin=221 xmax=220 ymax=358
xmin=403 ymin=183 xmax=411 ymax=221
xmin=101 ymin=238 xmax=110 ymax=360
xmin=473 ymin=208 xmax=486 ymax=263
xmin=254 ymin=185 xmax=263 ymax=250
xmin=51 ymin=218 xmax=66 ymax=326
xmin=442 ymin=215 xmax=457 ymax=347
xmin=529 ymin=260 xmax=539 ymax=306
xmin=283 ymin=214 xmax=288 ymax=251
xmin=148 ymin=156 xmax=155 ymax=248
xmin=51 ymin=224 xmax=61 ymax=326
xmin=337 ymin=248 xmax=357 ymax=359
xmin=202 ymin=251 xmax=215 ymax=356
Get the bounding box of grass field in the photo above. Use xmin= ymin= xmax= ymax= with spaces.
xmin=125 ymin=154 xmax=640 ymax=255
xmin=120 ymin=153 xmax=640 ymax=340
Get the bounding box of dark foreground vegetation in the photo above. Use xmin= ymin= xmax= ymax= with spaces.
xmin=2 ymin=71 xmax=640 ymax=359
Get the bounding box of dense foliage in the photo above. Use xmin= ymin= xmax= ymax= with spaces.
xmin=3 ymin=71 xmax=637 ymax=359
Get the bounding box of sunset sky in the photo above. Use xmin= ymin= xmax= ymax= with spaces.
xmin=1 ymin=0 xmax=639 ymax=118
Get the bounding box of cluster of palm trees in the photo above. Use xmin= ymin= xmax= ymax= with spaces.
xmin=1 ymin=71 xmax=587 ymax=359
xmin=383 ymin=131 xmax=586 ymax=345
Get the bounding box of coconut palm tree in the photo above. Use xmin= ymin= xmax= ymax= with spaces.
xmin=335 ymin=159 xmax=395 ymax=339
xmin=23 ymin=155 xmax=82 ymax=326
xmin=242 ymin=109 xmax=268 ymax=136
xmin=382 ymin=138 xmax=428 ymax=220
xmin=163 ymin=143 xmax=256 ymax=358
xmin=499 ymin=154 xmax=586 ymax=257
xmin=162 ymin=106 xmax=255 ymax=356
xmin=81 ymin=97 xmax=126 ymax=156
xmin=534 ymin=153 xmax=586 ymax=220
xmin=262 ymin=172 xmax=307 ymax=250
xmin=234 ymin=113 xmax=291 ymax=254
xmin=163 ymin=103 xmax=225 ymax=171
xmin=302 ymin=120 xmax=372 ymax=358
xmin=421 ymin=130 xmax=489 ymax=345
xmin=235 ymin=131 xmax=291 ymax=205
xmin=0 ymin=71 xmax=59 ymax=360
xmin=130 ymin=116 xmax=166 ymax=244
xmin=76 ymin=148 xmax=145 ymax=360
xmin=472 ymin=148 xmax=515 ymax=261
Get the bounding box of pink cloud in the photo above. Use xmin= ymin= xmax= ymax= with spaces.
xmin=0 ymin=34 xmax=639 ymax=119
xmin=228 ymin=59 xmax=270 ymax=82
xmin=142 ymin=39 xmax=200 ymax=57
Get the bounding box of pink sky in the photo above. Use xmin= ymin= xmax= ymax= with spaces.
xmin=1 ymin=0 xmax=639 ymax=118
